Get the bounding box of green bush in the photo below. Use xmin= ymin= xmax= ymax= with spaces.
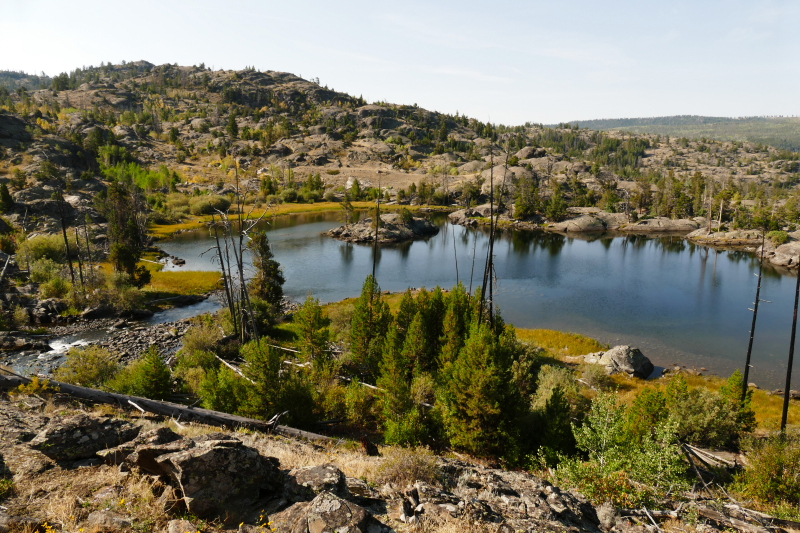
xmin=18 ymin=234 xmax=66 ymax=264
xmin=189 ymin=194 xmax=231 ymax=215
xmin=554 ymin=393 xmax=688 ymax=506
xmin=181 ymin=323 xmax=222 ymax=355
xmin=665 ymin=372 xmax=755 ymax=448
xmin=280 ymin=189 xmax=298 ymax=203
xmin=398 ymin=207 xmax=414 ymax=224
xmin=767 ymin=230 xmax=789 ymax=246
xmin=198 ymin=366 xmax=248 ymax=413
xmin=345 ymin=378 xmax=375 ymax=429
xmin=53 ymin=346 xmax=120 ymax=388
xmin=40 ymin=276 xmax=71 ymax=299
xmin=29 ymin=258 xmax=62 ymax=283
xmin=107 ymin=346 xmax=173 ymax=400
xmin=733 ymin=431 xmax=800 ymax=506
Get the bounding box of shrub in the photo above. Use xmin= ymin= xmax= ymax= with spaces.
xmin=398 ymin=207 xmax=414 ymax=224
xmin=29 ymin=258 xmax=62 ymax=283
xmin=554 ymin=393 xmax=688 ymax=506
xmin=0 ymin=234 xmax=16 ymax=254
xmin=733 ymin=431 xmax=800 ymax=506
xmin=345 ymin=378 xmax=375 ymax=429
xmin=767 ymin=230 xmax=789 ymax=246
xmin=326 ymin=169 xmax=340 ymax=175
xmin=323 ymin=190 xmax=337 ymax=202
xmin=11 ymin=305 xmax=28 ymax=329
xmin=107 ymin=347 xmax=173 ymax=400
xmin=665 ymin=372 xmax=755 ymax=448
xmin=17 ymin=234 xmax=66 ymax=264
xmin=97 ymin=272 xmax=145 ymax=312
xmin=182 ymin=323 xmax=223 ymax=355
xmin=53 ymin=346 xmax=120 ymax=388
xmin=198 ymin=366 xmax=248 ymax=413
xmin=189 ymin=194 xmax=231 ymax=215
xmin=280 ymin=189 xmax=298 ymax=203
xmin=40 ymin=276 xmax=71 ymax=299
xmin=375 ymin=446 xmax=439 ymax=486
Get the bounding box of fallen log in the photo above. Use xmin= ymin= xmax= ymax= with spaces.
xmin=0 ymin=374 xmax=329 ymax=441
xmin=697 ymin=507 xmax=772 ymax=533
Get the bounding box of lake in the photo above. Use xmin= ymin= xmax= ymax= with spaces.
xmin=157 ymin=211 xmax=800 ymax=389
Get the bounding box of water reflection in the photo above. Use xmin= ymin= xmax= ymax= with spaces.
xmin=158 ymin=211 xmax=800 ymax=388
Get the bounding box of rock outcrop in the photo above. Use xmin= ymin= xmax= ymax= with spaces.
xmin=326 ymin=213 xmax=438 ymax=243
xmin=620 ymin=217 xmax=701 ymax=233
xmin=687 ymin=229 xmax=800 ymax=269
xmin=583 ymin=345 xmax=655 ymax=379
xmin=29 ymin=414 xmax=141 ymax=461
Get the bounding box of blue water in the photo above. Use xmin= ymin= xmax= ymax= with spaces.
xmin=157 ymin=212 xmax=800 ymax=389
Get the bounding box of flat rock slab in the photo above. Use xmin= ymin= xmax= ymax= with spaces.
xmin=327 ymin=213 xmax=438 ymax=244
xmin=30 ymin=414 xmax=141 ymax=461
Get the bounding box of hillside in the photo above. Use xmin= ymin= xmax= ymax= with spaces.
xmin=1 ymin=60 xmax=799 ymax=242
xmin=563 ymin=115 xmax=800 ymax=152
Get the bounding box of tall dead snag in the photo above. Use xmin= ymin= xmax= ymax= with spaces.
xmin=782 ymin=268 xmax=800 ymax=431
xmin=214 ymin=162 xmax=269 ymax=344
xmin=742 ymin=231 xmax=766 ymax=405
xmin=211 ymin=212 xmax=237 ymax=334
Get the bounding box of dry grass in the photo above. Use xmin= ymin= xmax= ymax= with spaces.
xmin=514 ymin=327 xmax=608 ymax=357
xmin=144 ymin=270 xmax=221 ymax=296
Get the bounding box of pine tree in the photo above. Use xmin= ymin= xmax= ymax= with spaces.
xmin=349 ymin=275 xmax=390 ymax=378
xmin=0 ymin=183 xmax=13 ymax=212
xmin=227 ymin=112 xmax=239 ymax=138
xmin=378 ymin=324 xmax=412 ymax=418
xmin=439 ymin=283 xmax=471 ymax=367
xmin=293 ymin=294 xmax=330 ymax=372
xmin=246 ymin=231 xmax=285 ymax=307
xmin=394 ymin=288 xmax=417 ymax=343
xmin=401 ymin=312 xmax=427 ymax=374
xmin=439 ymin=322 xmax=520 ymax=458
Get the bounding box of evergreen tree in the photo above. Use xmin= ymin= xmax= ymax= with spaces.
xmin=349 ymin=275 xmax=390 ymax=378
xmin=0 ymin=183 xmax=13 ymax=212
xmin=246 ymin=231 xmax=285 ymax=307
xmin=97 ymin=181 xmax=149 ymax=286
xmin=538 ymin=386 xmax=577 ymax=465
xmin=340 ymin=193 xmax=354 ymax=226
xmin=439 ymin=283 xmax=471 ymax=367
xmin=378 ymin=324 xmax=412 ymax=418
xmin=394 ymin=288 xmax=417 ymax=343
xmin=293 ymin=294 xmax=330 ymax=373
xmin=401 ymin=312 xmax=427 ymax=374
xmin=227 ymin=112 xmax=239 ymax=138
xmin=439 ymin=322 xmax=521 ymax=458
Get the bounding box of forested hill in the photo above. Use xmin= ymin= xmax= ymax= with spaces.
xmin=561 ymin=115 xmax=800 ymax=152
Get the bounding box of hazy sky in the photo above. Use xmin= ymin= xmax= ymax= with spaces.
xmin=2 ymin=0 xmax=798 ymax=124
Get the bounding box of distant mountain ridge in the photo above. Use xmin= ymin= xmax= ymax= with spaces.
xmin=557 ymin=115 xmax=800 ymax=152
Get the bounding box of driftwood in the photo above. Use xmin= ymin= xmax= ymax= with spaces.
xmin=0 ymin=374 xmax=329 ymax=441
xmin=696 ymin=507 xmax=772 ymax=533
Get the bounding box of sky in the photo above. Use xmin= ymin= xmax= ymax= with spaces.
xmin=2 ymin=0 xmax=799 ymax=125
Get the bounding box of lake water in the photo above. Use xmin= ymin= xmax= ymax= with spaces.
xmin=157 ymin=211 xmax=800 ymax=389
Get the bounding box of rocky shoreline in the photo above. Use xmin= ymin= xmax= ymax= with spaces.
xmin=326 ymin=212 xmax=439 ymax=243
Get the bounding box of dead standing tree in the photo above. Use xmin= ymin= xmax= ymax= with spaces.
xmin=211 ymin=163 xmax=270 ymax=344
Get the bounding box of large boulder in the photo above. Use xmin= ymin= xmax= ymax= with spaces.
xmin=284 ymin=463 xmax=348 ymax=503
xmin=269 ymin=491 xmax=387 ymax=533
xmin=584 ymin=345 xmax=654 ymax=379
xmin=30 ymin=414 xmax=141 ymax=461
xmin=549 ymin=214 xmax=606 ymax=232
xmin=155 ymin=437 xmax=283 ymax=517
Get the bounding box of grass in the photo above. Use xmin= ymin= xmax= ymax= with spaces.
xmin=144 ymin=270 xmax=220 ymax=297
xmin=147 ymin=201 xmax=456 ymax=238
xmin=514 ymin=327 xmax=608 ymax=357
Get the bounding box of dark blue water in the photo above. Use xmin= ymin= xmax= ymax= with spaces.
xmin=157 ymin=212 xmax=800 ymax=388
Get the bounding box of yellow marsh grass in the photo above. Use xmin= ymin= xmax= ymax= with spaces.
xmin=145 ymin=270 xmax=221 ymax=295
xmin=147 ymin=201 xmax=451 ymax=238
xmin=514 ymin=328 xmax=607 ymax=357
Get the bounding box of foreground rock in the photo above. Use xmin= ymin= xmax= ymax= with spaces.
xmin=583 ymin=345 xmax=655 ymax=379
xmin=30 ymin=414 xmax=141 ymax=461
xmin=326 ymin=212 xmax=438 ymax=243
xmin=269 ymin=491 xmax=387 ymax=533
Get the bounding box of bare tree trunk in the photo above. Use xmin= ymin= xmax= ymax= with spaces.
xmin=73 ymin=226 xmax=85 ymax=293
xmin=742 ymin=231 xmax=766 ymax=405
xmin=57 ymin=189 xmax=75 ymax=285
xmin=212 ymin=213 xmax=237 ymax=332
xmin=782 ymin=270 xmax=800 ymax=431
xmin=83 ymin=216 xmax=93 ymax=288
